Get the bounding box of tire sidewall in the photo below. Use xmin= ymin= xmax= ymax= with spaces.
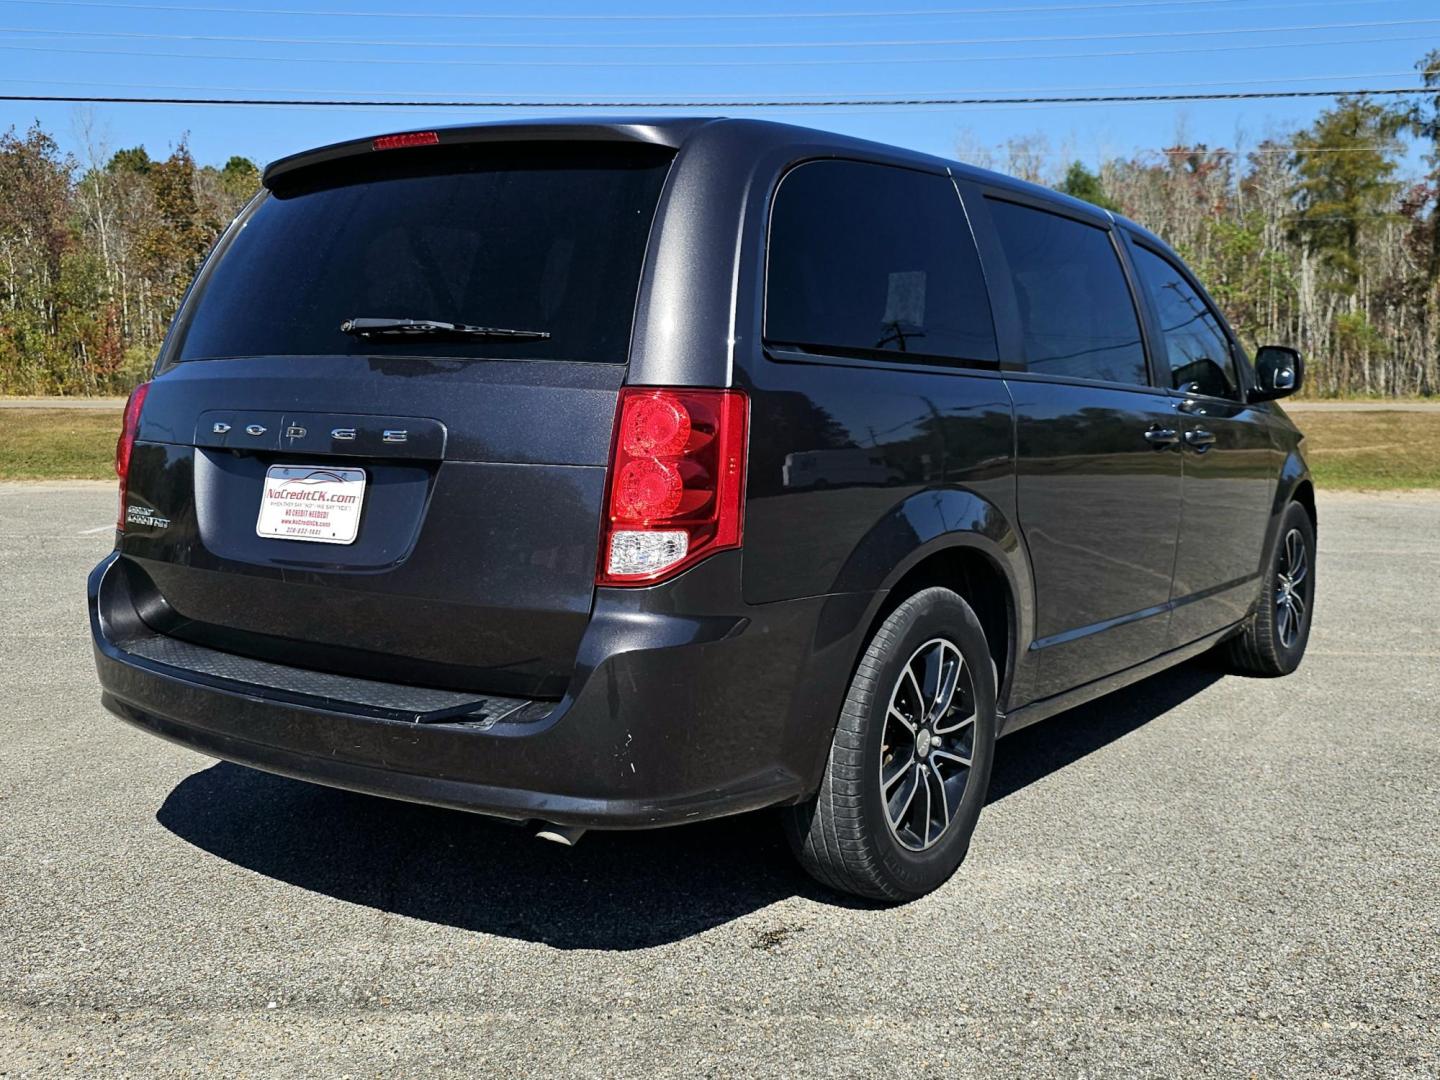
xmin=857 ymin=589 xmax=997 ymax=898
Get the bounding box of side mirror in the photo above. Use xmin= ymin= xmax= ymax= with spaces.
xmin=1250 ymin=345 xmax=1303 ymax=402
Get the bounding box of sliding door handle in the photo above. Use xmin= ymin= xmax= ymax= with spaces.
xmin=1184 ymin=428 xmax=1217 ymax=451
xmin=1144 ymin=425 xmax=1180 ymax=447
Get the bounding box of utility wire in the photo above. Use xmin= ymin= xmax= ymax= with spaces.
xmin=3 ymin=16 xmax=1436 ymax=49
xmin=0 ymin=30 xmax=1426 ymax=68
xmin=1 ymin=69 xmax=1414 ymax=101
xmin=0 ymin=87 xmax=1421 ymax=108
xmin=0 ymin=0 xmax=1397 ymax=22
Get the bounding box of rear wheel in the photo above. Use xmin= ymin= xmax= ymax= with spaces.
xmin=784 ymin=587 xmax=997 ymax=902
xmin=1226 ymin=500 xmax=1315 ymax=676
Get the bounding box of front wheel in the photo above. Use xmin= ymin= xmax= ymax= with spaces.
xmin=784 ymin=587 xmax=997 ymax=902
xmin=1226 ymin=500 xmax=1316 ymax=676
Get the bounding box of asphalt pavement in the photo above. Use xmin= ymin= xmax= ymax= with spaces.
xmin=1 ymin=483 xmax=1436 ymax=1078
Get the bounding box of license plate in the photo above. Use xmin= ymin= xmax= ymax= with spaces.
xmin=256 ymin=465 xmax=366 ymax=545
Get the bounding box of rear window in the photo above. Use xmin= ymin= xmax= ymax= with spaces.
xmin=986 ymin=198 xmax=1148 ymax=386
xmin=169 ymin=142 xmax=674 ymax=364
xmin=765 ymin=160 xmax=997 ymax=364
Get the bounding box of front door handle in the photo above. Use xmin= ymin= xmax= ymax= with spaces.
xmin=1185 ymin=428 xmax=1217 ymax=451
xmin=1144 ymin=425 xmax=1180 ymax=447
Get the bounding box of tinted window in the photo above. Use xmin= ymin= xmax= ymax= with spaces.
xmin=173 ymin=143 xmax=674 ymax=364
xmin=1130 ymin=245 xmax=1240 ymax=400
xmin=765 ymin=161 xmax=996 ymax=363
xmin=987 ymin=199 xmax=1148 ymax=385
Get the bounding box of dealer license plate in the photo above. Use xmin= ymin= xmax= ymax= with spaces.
xmin=255 ymin=465 xmax=366 ymax=545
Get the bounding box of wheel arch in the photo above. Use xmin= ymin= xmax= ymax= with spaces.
xmin=782 ymin=487 xmax=1034 ymax=797
xmin=1260 ymin=448 xmax=1316 ymax=578
xmin=1291 ymin=476 xmax=1317 ymax=534
xmin=825 ymin=486 xmax=1033 ymax=711
xmin=866 ymin=536 xmax=1023 ymax=711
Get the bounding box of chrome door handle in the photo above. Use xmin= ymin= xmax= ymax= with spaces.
xmin=1144 ymin=425 xmax=1179 ymax=447
xmin=1185 ymin=428 xmax=1217 ymax=450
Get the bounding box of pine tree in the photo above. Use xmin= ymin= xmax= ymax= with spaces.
xmin=1289 ymin=96 xmax=1407 ymax=286
xmin=1057 ymin=162 xmax=1120 ymax=212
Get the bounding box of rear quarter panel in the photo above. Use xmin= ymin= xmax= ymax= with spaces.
xmin=739 ymin=359 xmax=1020 ymax=606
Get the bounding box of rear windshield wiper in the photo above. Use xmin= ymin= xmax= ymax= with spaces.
xmin=340 ymin=317 xmax=550 ymax=341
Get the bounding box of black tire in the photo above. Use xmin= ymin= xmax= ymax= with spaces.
xmin=784 ymin=587 xmax=997 ymax=902
xmin=1226 ymin=501 xmax=1316 ymax=676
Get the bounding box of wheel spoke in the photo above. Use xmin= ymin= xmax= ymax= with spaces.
xmin=929 ymin=762 xmax=949 ymax=839
xmin=933 ymin=711 xmax=976 ymax=736
xmin=1276 ymin=597 xmax=1292 ymax=646
xmin=931 ymin=747 xmax=972 ymax=770
xmin=887 ymin=704 xmax=917 ymax=735
xmin=1290 ymin=542 xmax=1308 ymax=584
xmin=1290 ymin=589 xmax=1307 ymax=628
xmin=887 ymin=764 xmax=921 ymax=830
xmin=929 ymin=646 xmax=962 ymax=724
xmin=904 ymin=666 xmax=926 ymax=719
xmin=882 ymin=757 xmax=912 ymax=792
xmin=920 ymin=765 xmax=934 ymax=845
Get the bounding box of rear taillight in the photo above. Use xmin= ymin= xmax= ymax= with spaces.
xmin=598 ymin=387 xmax=748 ymax=586
xmin=115 ymin=381 xmax=150 ymax=531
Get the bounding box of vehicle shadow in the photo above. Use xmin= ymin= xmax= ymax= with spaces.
xmin=987 ymin=656 xmax=1225 ymax=804
xmin=156 ymin=657 xmax=1225 ymax=949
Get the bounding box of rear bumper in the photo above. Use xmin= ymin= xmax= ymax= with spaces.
xmin=90 ymin=552 xmax=870 ymax=829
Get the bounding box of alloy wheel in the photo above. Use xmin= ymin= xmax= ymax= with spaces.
xmin=879 ymin=637 xmax=977 ymax=851
xmin=1275 ymin=527 xmax=1310 ymax=649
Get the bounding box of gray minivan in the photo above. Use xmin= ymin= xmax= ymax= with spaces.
xmin=91 ymin=119 xmax=1313 ymax=900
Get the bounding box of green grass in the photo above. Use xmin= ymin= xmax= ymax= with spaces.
xmin=1300 ymin=411 xmax=1440 ymax=490
xmin=0 ymin=405 xmax=1435 ymax=490
xmin=0 ymin=409 xmax=120 ymax=480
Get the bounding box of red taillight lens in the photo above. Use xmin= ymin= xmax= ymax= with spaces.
xmin=615 ymin=457 xmax=685 ymax=519
xmin=115 ymin=381 xmax=150 ymax=531
xmin=598 ymin=387 xmax=748 ymax=585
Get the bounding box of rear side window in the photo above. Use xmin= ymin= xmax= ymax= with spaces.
xmin=765 ymin=160 xmax=997 ymax=364
xmin=171 ymin=143 xmax=674 ymax=364
xmin=986 ymin=199 xmax=1148 ymax=386
xmin=1129 ymin=245 xmax=1240 ymax=400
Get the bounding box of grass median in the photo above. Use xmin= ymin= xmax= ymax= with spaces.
xmin=1300 ymin=410 xmax=1440 ymax=490
xmin=0 ymin=403 xmax=1435 ymax=489
xmin=0 ymin=409 xmax=120 ymax=481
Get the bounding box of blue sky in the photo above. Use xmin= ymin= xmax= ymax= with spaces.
xmin=1 ymin=0 xmax=1437 ymax=174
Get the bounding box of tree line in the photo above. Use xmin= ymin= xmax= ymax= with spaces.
xmin=967 ymin=52 xmax=1440 ymax=398
xmin=0 ymin=126 xmax=258 ymax=395
xmin=1 ymin=51 xmax=1438 ymax=396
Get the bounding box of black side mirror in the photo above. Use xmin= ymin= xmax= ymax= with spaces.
xmin=1250 ymin=345 xmax=1303 ymax=402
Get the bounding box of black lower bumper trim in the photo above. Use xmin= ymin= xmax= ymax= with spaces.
xmin=90 ymin=552 xmax=822 ymax=830
xmin=103 ymin=692 xmax=797 ymax=829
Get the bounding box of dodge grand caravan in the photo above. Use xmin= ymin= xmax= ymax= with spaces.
xmin=89 ymin=119 xmax=1315 ymax=901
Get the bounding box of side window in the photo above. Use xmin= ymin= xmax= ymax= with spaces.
xmin=765 ymin=160 xmax=997 ymax=363
xmin=986 ymin=198 xmax=1148 ymax=386
xmin=1130 ymin=245 xmax=1240 ymax=400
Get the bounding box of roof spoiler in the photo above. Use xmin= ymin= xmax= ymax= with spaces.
xmin=261 ymin=118 xmax=715 ymax=189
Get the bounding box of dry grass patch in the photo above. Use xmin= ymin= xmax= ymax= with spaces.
xmin=0 ymin=409 xmax=120 ymax=480
xmin=1297 ymin=410 xmax=1440 ymax=490
xmin=0 ymin=404 xmax=1434 ymax=490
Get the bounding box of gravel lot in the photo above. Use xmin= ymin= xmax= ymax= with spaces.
xmin=1 ymin=483 xmax=1436 ymax=1078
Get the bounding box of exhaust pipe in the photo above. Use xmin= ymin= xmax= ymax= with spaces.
xmin=531 ymin=822 xmax=586 ymax=847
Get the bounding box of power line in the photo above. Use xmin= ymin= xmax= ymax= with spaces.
xmin=0 ymin=29 xmax=1426 ymax=69
xmin=0 ymin=0 xmax=1394 ymax=22
xmin=2 ymin=69 xmax=1414 ymax=101
xmin=0 ymin=87 xmax=1421 ymax=108
xmin=2 ymin=15 xmax=1436 ymax=49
